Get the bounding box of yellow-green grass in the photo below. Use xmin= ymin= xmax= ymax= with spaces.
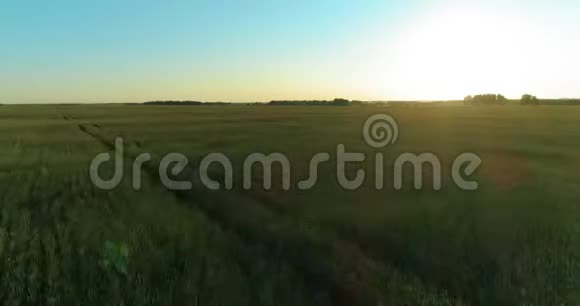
xmin=0 ymin=104 xmax=578 ymax=305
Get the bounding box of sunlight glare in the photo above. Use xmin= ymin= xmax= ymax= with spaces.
xmin=360 ymin=6 xmax=574 ymax=100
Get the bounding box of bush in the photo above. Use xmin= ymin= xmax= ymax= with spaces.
xmin=521 ymin=94 xmax=540 ymax=105
xmin=464 ymin=94 xmax=508 ymax=106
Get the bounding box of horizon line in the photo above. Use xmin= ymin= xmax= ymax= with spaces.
xmin=3 ymin=97 xmax=580 ymax=105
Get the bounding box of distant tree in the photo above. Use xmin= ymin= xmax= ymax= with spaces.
xmin=465 ymin=94 xmax=507 ymax=106
xmin=464 ymin=95 xmax=473 ymax=106
xmin=269 ymin=99 xmax=352 ymax=106
xmin=332 ymin=98 xmax=351 ymax=106
xmin=521 ymin=94 xmax=539 ymax=105
xmin=497 ymin=94 xmax=508 ymax=105
xmin=144 ymin=101 xmax=203 ymax=106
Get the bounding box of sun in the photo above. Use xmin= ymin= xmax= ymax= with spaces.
xmin=357 ymin=6 xmax=560 ymax=101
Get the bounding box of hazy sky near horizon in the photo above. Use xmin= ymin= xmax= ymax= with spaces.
xmin=1 ymin=0 xmax=579 ymax=103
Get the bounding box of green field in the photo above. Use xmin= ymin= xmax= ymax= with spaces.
xmin=0 ymin=104 xmax=578 ymax=305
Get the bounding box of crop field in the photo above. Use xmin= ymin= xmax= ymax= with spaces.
xmin=0 ymin=104 xmax=578 ymax=305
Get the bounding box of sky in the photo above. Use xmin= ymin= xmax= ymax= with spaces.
xmin=1 ymin=0 xmax=579 ymax=103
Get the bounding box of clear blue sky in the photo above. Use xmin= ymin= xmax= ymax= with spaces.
xmin=1 ymin=0 xmax=579 ymax=103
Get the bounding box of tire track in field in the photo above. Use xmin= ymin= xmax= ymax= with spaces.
xmin=2 ymin=112 xmax=123 ymax=304
xmin=70 ymin=116 xmax=461 ymax=306
xmin=75 ymin=121 xmax=379 ymax=305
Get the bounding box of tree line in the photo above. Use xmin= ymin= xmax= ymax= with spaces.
xmin=143 ymin=99 xmax=357 ymax=106
xmin=144 ymin=101 xmax=232 ymax=106
xmin=268 ymin=98 xmax=352 ymax=106
xmin=464 ymin=94 xmax=540 ymax=106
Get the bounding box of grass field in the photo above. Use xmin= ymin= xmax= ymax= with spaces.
xmin=0 ymin=104 xmax=578 ymax=305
